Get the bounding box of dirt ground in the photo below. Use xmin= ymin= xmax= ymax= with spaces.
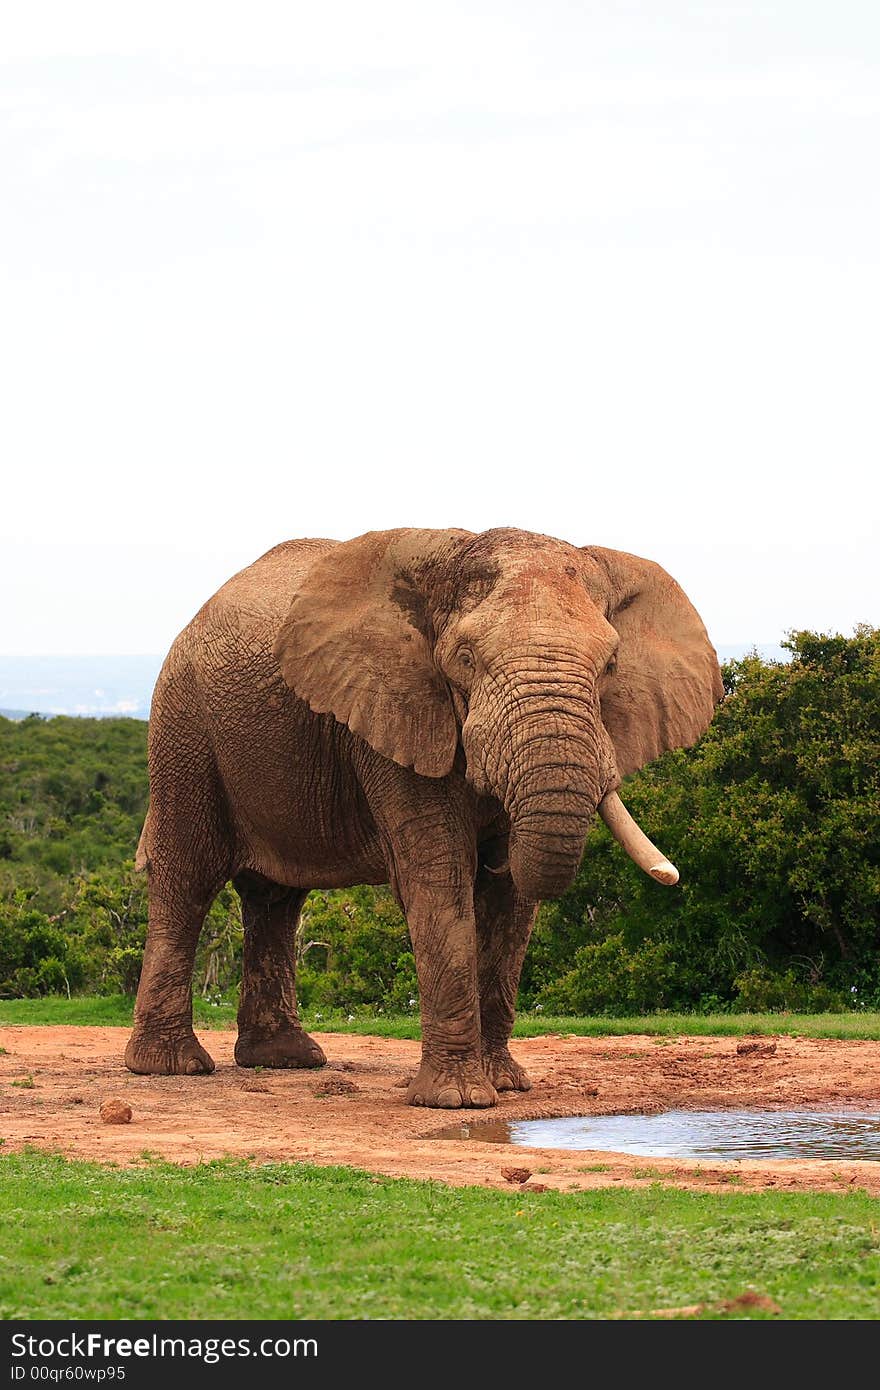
xmin=3 ymin=1026 xmax=880 ymax=1194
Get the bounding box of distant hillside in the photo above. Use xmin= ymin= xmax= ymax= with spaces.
xmin=0 ymin=713 xmax=148 ymax=880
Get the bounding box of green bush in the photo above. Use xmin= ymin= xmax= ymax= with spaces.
xmin=538 ymin=933 xmax=675 ymax=1015
xmin=295 ymin=887 xmax=417 ymax=1012
xmin=732 ymin=967 xmax=848 ymax=1014
xmin=0 ymin=902 xmax=83 ymax=997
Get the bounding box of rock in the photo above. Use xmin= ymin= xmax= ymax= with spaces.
xmin=736 ymin=1040 xmax=778 ymax=1057
xmin=522 ymin=1181 xmax=549 ymax=1192
xmin=501 ymin=1166 xmax=532 ymax=1184
xmin=240 ymin=1079 xmax=271 ymax=1093
xmin=99 ymin=1099 xmax=132 ymax=1125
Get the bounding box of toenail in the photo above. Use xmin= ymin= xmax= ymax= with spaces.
xmin=437 ymin=1088 xmax=463 ymax=1108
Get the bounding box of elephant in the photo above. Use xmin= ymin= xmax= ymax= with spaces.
xmin=125 ymin=527 xmax=722 ymax=1108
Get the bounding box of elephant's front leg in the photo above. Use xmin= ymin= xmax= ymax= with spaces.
xmin=403 ymin=895 xmax=496 ymax=1109
xmin=376 ymin=783 xmax=495 ymax=1109
xmin=474 ymin=867 xmax=538 ymax=1092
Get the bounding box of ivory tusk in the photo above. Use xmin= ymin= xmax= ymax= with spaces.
xmin=597 ymin=790 xmax=680 ymax=886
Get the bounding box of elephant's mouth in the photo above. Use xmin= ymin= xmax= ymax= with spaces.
xmin=480 ymin=791 xmax=678 ymax=890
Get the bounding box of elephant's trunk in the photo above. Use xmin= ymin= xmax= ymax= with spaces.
xmin=507 ymin=802 xmax=594 ymax=898
xmin=465 ymin=649 xmax=680 ymax=899
xmin=498 ymin=697 xmax=603 ymax=900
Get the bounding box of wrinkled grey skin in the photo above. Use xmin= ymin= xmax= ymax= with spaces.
xmin=125 ymin=527 xmax=722 ymax=1108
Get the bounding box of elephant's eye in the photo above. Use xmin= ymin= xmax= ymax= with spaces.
xmin=604 ymin=657 xmax=617 ymax=677
xmin=458 ymin=647 xmax=475 ymax=671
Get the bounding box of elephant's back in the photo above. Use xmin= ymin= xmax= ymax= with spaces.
xmin=148 ymin=538 xmax=384 ymax=885
xmin=156 ymin=537 xmax=340 ymax=700
xmin=200 ymin=537 xmax=339 ymax=633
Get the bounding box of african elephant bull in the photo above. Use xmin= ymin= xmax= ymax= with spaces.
xmin=126 ymin=527 xmax=722 ymax=1107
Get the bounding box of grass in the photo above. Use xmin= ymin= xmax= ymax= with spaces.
xmin=1 ymin=1151 xmax=878 ymax=1320
xmin=2 ymin=995 xmax=880 ymax=1040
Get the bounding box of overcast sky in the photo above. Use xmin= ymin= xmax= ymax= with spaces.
xmin=2 ymin=2 xmax=877 ymax=656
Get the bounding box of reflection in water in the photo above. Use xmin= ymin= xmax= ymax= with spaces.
xmin=436 ymin=1109 xmax=880 ymax=1161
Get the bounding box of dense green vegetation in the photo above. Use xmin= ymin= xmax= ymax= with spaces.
xmin=1 ymin=1151 xmax=878 ymax=1319
xmin=1 ymin=627 xmax=877 ymax=1013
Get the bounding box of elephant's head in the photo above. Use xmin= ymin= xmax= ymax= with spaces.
xmin=273 ymin=528 xmax=723 ymax=899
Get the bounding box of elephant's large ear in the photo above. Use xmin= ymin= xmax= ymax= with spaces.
xmin=274 ymin=530 xmax=467 ymax=778
xmin=584 ymin=546 xmax=724 ymax=777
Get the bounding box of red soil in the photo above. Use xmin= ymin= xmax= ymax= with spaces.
xmin=3 ymin=1026 xmax=880 ymax=1193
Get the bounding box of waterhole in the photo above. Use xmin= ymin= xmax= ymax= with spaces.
xmin=436 ymin=1108 xmax=880 ymax=1161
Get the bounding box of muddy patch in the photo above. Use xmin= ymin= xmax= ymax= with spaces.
xmin=2 ymin=1026 xmax=880 ymax=1193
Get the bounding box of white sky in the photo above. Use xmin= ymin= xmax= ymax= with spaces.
xmin=2 ymin=2 xmax=877 ymax=655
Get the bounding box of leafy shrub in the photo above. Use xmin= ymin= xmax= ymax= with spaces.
xmin=732 ymin=967 xmax=847 ymax=1014
xmin=537 ymin=934 xmax=675 ymax=1015
xmin=0 ymin=901 xmax=85 ymax=997
xmin=295 ymin=887 xmax=417 ymax=1012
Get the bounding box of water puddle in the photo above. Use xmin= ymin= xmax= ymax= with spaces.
xmin=436 ymin=1108 xmax=880 ymax=1161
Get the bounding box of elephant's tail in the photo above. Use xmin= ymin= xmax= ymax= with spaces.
xmin=134 ymin=811 xmax=151 ymax=873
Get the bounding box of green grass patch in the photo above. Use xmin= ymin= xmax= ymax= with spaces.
xmin=1 ymin=1151 xmax=878 ymax=1320
xmin=0 ymin=995 xmax=237 ymax=1028
xmin=2 ymin=995 xmax=880 ymax=1040
xmin=510 ymin=1012 xmax=880 ymax=1041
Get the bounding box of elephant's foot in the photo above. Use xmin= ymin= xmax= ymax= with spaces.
xmin=406 ymin=1058 xmax=498 ymax=1109
xmin=124 ymin=1029 xmax=215 ymax=1076
xmin=483 ymin=1047 xmax=532 ymax=1093
xmin=234 ymin=1028 xmax=326 ymax=1069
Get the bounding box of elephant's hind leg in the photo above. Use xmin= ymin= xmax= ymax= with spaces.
xmin=233 ymin=872 xmax=326 ymax=1068
xmin=125 ymin=868 xmax=221 ymax=1076
xmin=474 ymin=868 xmax=537 ymax=1092
xmin=125 ymin=699 xmax=230 ymax=1076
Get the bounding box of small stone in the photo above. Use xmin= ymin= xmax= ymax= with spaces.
xmin=522 ymin=1181 xmax=549 ymax=1192
xmin=68 ymin=1094 xmax=85 ymax=1105
xmin=99 ymin=1099 xmax=132 ymax=1125
xmin=736 ymin=1040 xmax=777 ymax=1057
xmin=501 ymin=1166 xmax=532 ymax=1184
xmin=240 ymin=1079 xmax=271 ymax=1093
